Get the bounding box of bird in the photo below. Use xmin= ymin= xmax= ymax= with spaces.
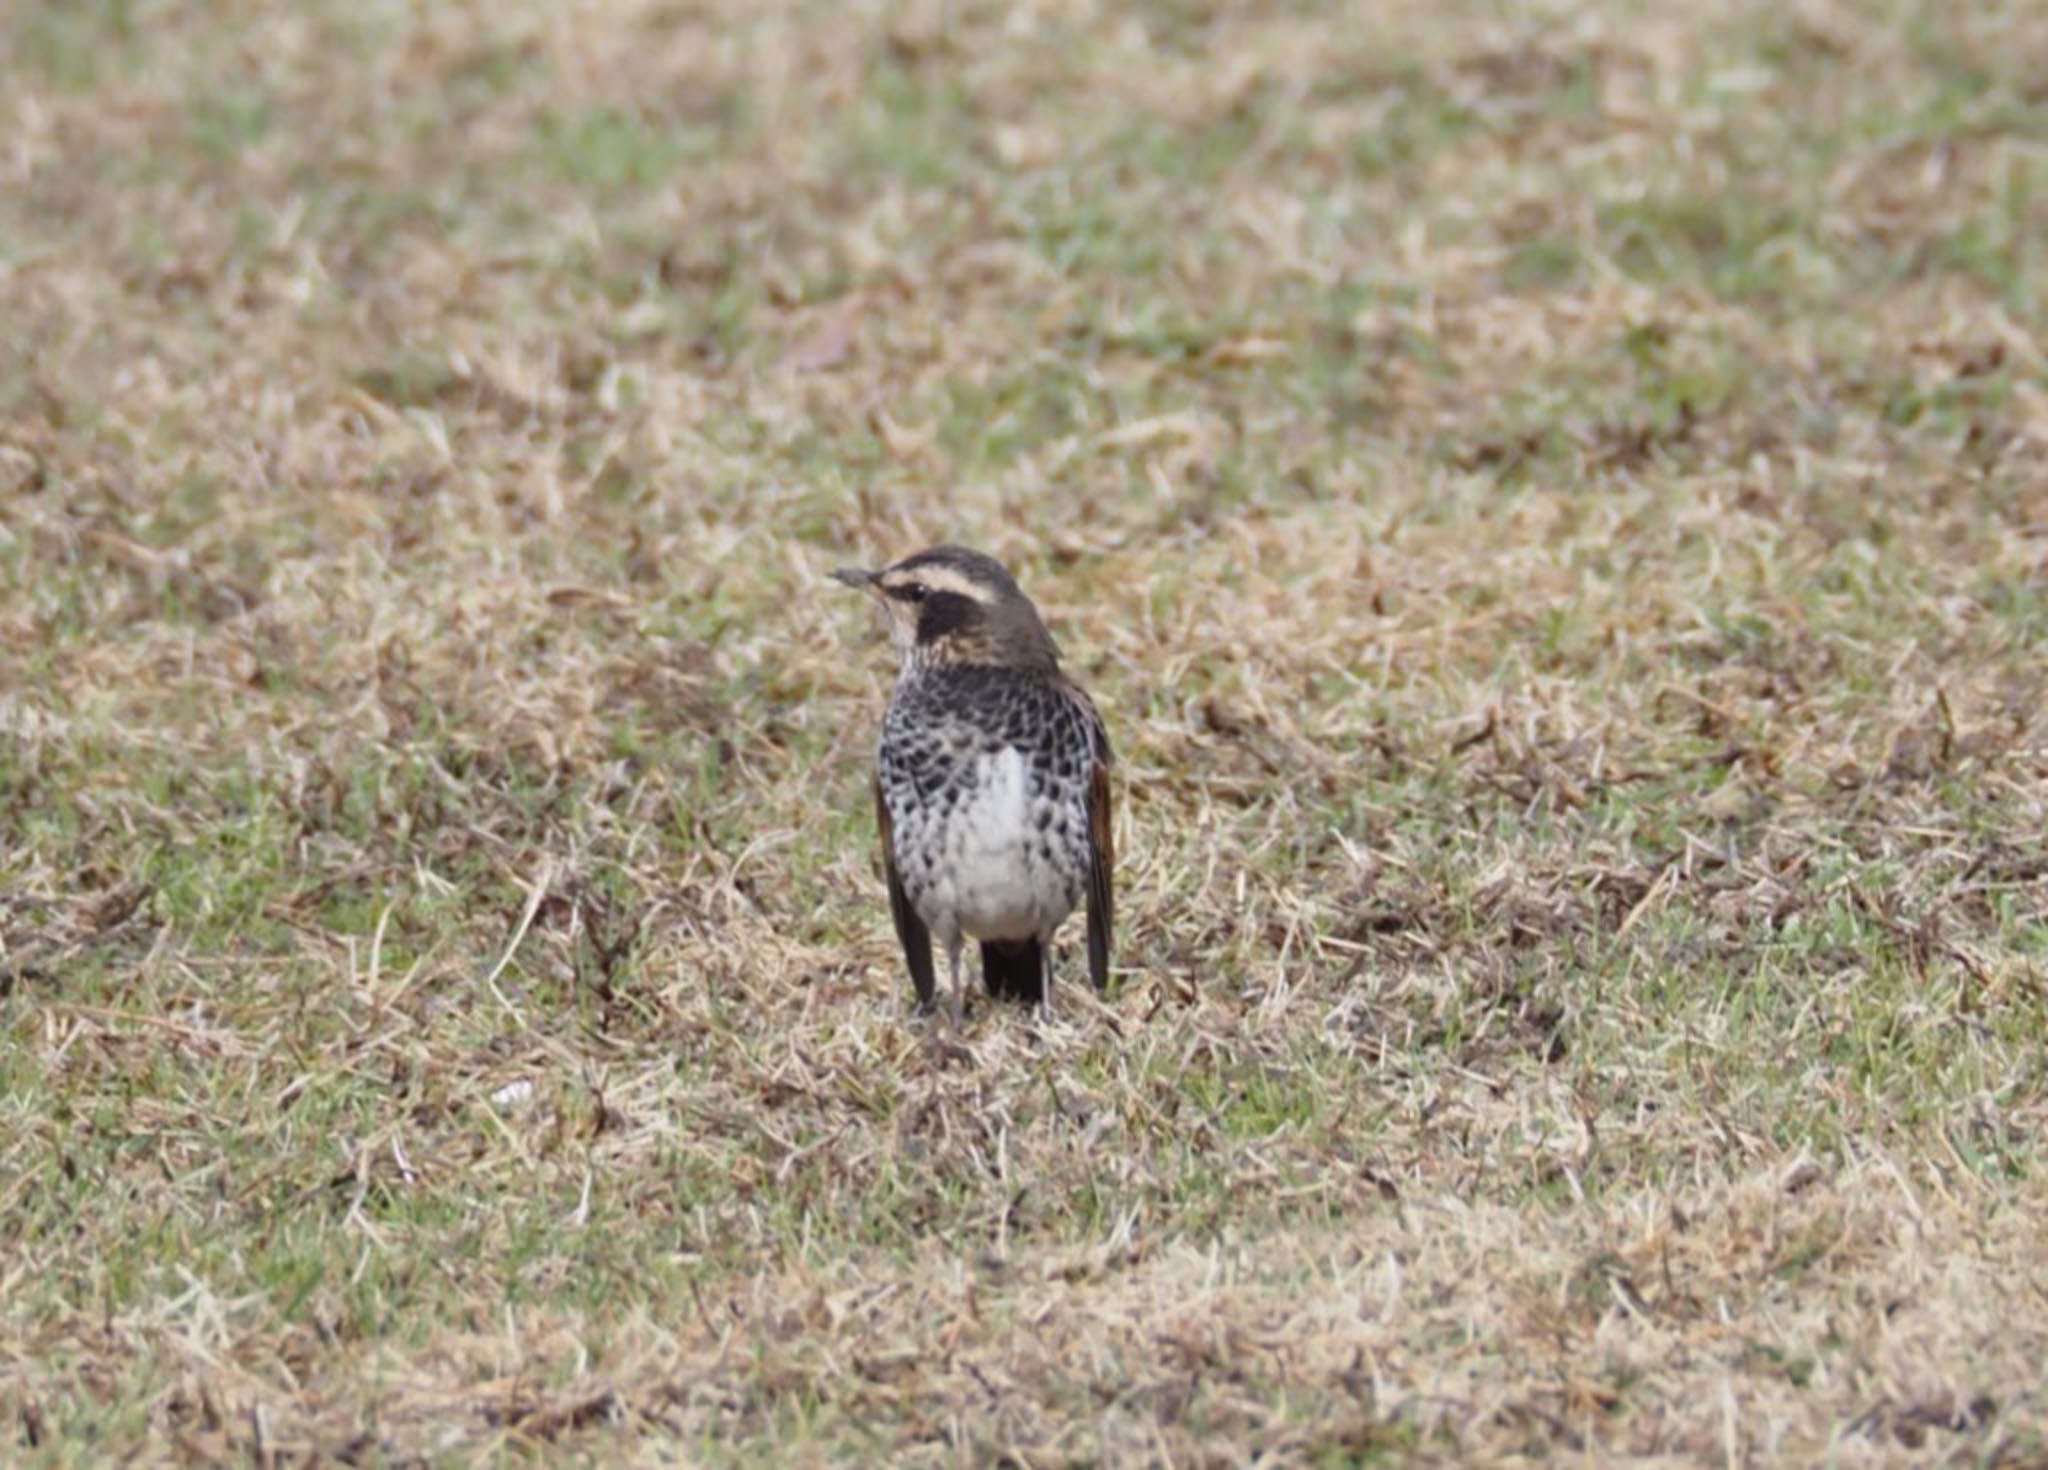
xmin=832 ymin=545 xmax=1113 ymax=1020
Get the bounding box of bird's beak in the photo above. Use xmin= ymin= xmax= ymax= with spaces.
xmin=831 ymin=567 xmax=877 ymax=591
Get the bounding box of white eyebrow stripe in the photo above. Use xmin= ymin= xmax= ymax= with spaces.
xmin=882 ymin=566 xmax=992 ymax=602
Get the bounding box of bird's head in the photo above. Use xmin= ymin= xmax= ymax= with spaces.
xmin=832 ymin=545 xmax=1061 ymax=673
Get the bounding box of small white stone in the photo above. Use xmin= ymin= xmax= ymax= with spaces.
xmin=489 ymin=1079 xmax=535 ymax=1110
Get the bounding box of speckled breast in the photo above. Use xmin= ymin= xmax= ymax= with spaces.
xmin=878 ymin=667 xmax=1096 ymax=946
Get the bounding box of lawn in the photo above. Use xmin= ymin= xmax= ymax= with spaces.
xmin=3 ymin=0 xmax=2047 ymax=1462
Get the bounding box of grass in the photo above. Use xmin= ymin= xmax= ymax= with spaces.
xmin=4 ymin=0 xmax=2048 ymax=1461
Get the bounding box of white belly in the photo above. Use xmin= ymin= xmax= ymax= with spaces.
xmin=906 ymin=748 xmax=1078 ymax=945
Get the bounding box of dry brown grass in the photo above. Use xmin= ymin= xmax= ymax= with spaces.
xmin=4 ymin=0 xmax=2048 ymax=1462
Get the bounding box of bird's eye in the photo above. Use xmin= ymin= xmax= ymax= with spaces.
xmin=898 ymin=581 xmax=929 ymax=603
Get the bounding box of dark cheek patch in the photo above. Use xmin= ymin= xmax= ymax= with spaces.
xmin=915 ymin=591 xmax=977 ymax=643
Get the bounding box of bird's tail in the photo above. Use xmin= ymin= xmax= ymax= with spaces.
xmin=980 ymin=938 xmax=1045 ymax=1005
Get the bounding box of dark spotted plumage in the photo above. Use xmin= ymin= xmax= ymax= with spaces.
xmin=833 ymin=546 xmax=1114 ymax=1018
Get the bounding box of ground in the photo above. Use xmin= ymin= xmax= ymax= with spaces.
xmin=3 ymin=0 xmax=2047 ymax=1463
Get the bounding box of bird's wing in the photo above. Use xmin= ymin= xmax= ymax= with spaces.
xmin=1080 ymin=694 xmax=1115 ymax=992
xmin=875 ymin=775 xmax=935 ymax=1010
